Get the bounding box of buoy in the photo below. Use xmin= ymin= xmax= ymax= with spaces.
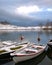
xmin=37 ymin=37 xmax=40 ymax=41
xmin=20 ymin=34 xmax=24 ymax=41
xmin=20 ymin=36 xmax=24 ymax=40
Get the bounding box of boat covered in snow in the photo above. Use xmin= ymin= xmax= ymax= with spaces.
xmin=0 ymin=40 xmax=29 ymax=59
xmin=10 ymin=43 xmax=46 ymax=63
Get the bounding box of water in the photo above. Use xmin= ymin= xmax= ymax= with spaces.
xmin=0 ymin=30 xmax=52 ymax=65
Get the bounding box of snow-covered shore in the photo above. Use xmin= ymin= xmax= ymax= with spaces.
xmin=0 ymin=24 xmax=52 ymax=32
xmin=0 ymin=24 xmax=41 ymax=31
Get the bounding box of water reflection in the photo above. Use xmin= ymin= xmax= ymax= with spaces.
xmin=15 ymin=51 xmax=46 ymax=65
xmin=43 ymin=30 xmax=52 ymax=39
xmin=47 ymin=47 xmax=52 ymax=60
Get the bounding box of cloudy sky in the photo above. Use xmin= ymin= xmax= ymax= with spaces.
xmin=0 ymin=0 xmax=52 ymax=25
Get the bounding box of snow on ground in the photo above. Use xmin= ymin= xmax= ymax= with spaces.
xmin=0 ymin=24 xmax=51 ymax=32
xmin=0 ymin=24 xmax=42 ymax=31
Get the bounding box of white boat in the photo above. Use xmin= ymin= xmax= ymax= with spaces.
xmin=10 ymin=43 xmax=46 ymax=63
xmin=0 ymin=40 xmax=29 ymax=58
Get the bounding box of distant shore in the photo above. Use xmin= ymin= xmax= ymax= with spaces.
xmin=0 ymin=24 xmax=52 ymax=32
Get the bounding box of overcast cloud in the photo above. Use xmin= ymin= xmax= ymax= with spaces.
xmin=0 ymin=0 xmax=52 ymax=23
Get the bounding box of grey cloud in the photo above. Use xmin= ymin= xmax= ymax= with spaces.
xmin=0 ymin=9 xmax=52 ymax=22
xmin=0 ymin=9 xmax=36 ymax=22
xmin=0 ymin=0 xmax=52 ymax=24
xmin=0 ymin=8 xmax=52 ymax=26
xmin=0 ymin=11 xmax=34 ymax=26
xmin=0 ymin=0 xmax=52 ymax=8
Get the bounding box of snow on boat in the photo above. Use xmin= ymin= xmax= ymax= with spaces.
xmin=0 ymin=40 xmax=29 ymax=58
xmin=10 ymin=44 xmax=46 ymax=63
xmin=47 ymin=40 xmax=52 ymax=49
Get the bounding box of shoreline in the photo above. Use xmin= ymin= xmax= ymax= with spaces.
xmin=0 ymin=24 xmax=52 ymax=32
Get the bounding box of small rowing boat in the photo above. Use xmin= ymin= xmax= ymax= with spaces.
xmin=0 ymin=40 xmax=29 ymax=59
xmin=10 ymin=43 xmax=46 ymax=63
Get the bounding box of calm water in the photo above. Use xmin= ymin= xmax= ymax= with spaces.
xmin=0 ymin=30 xmax=52 ymax=65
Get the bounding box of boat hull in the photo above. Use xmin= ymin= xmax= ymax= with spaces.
xmin=47 ymin=40 xmax=52 ymax=49
xmin=47 ymin=44 xmax=52 ymax=49
xmin=13 ymin=49 xmax=45 ymax=63
xmin=47 ymin=42 xmax=52 ymax=49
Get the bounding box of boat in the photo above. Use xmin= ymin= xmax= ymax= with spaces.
xmin=15 ymin=51 xmax=46 ymax=65
xmin=10 ymin=43 xmax=46 ymax=63
xmin=47 ymin=47 xmax=52 ymax=60
xmin=47 ymin=40 xmax=52 ymax=49
xmin=0 ymin=40 xmax=29 ymax=59
xmin=47 ymin=48 xmax=52 ymax=60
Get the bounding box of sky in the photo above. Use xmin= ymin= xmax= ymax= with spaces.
xmin=0 ymin=0 xmax=52 ymax=25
